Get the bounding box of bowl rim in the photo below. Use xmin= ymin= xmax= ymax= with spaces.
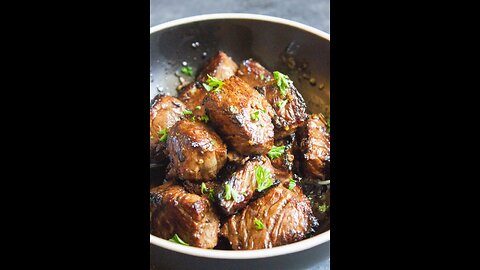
xmin=150 ymin=13 xmax=330 ymax=260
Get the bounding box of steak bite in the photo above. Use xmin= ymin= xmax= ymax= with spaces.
xmin=166 ymin=119 xmax=227 ymax=181
xmin=150 ymin=95 xmax=187 ymax=164
xmin=236 ymin=58 xmax=272 ymax=88
xmin=216 ymin=156 xmax=277 ymax=216
xmin=150 ymin=182 xmax=220 ymax=249
xmin=177 ymin=82 xmax=208 ymax=121
xmin=220 ymin=185 xmax=318 ymax=250
xmin=238 ymin=60 xmax=307 ymax=139
xmin=260 ymin=76 xmax=307 ymax=139
xmin=196 ymin=51 xmax=238 ymax=82
xmin=204 ymin=75 xmax=275 ymax=155
xmin=297 ymin=114 xmax=330 ymax=179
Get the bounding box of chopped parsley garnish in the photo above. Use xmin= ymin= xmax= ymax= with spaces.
xmin=210 ymin=140 xmax=216 ymax=146
xmin=255 ymin=166 xmax=273 ymax=192
xmin=267 ymin=145 xmax=285 ymax=160
xmin=251 ymin=110 xmax=265 ymax=121
xmin=288 ymin=178 xmax=296 ymax=190
xmin=259 ymin=74 xmax=264 ymax=81
xmin=180 ymin=66 xmax=193 ymax=76
xmin=254 ymin=217 xmax=264 ymax=230
xmin=318 ymin=203 xmax=329 ymax=213
xmin=200 ymin=115 xmax=209 ymax=123
xmin=277 ymin=99 xmax=288 ymax=109
xmin=251 ymin=111 xmax=260 ymax=121
xmin=169 ymin=234 xmax=189 ymax=246
xmin=201 ymin=182 xmax=215 ymax=202
xmin=273 ymin=71 xmax=293 ymax=97
xmin=208 ymin=188 xmax=215 ymax=202
xmin=182 ymin=109 xmax=193 ymax=115
xmin=158 ymin=128 xmax=168 ymax=142
xmin=195 ymin=105 xmax=201 ymax=110
xmin=224 ymin=183 xmax=240 ymax=202
xmin=202 ymin=75 xmax=224 ymax=92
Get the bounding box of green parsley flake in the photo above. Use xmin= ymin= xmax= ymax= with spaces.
xmin=318 ymin=203 xmax=329 ymax=213
xmin=180 ymin=66 xmax=193 ymax=76
xmin=158 ymin=128 xmax=168 ymax=142
xmin=169 ymin=234 xmax=189 ymax=246
xmin=277 ymin=99 xmax=288 ymax=109
xmin=200 ymin=115 xmax=209 ymax=123
xmin=251 ymin=111 xmax=263 ymax=121
xmin=224 ymin=183 xmax=240 ymax=202
xmin=208 ymin=189 xmax=215 ymax=202
xmin=195 ymin=105 xmax=201 ymax=110
xmin=255 ymin=166 xmax=273 ymax=192
xmin=254 ymin=217 xmax=264 ymax=230
xmin=288 ymin=178 xmax=296 ymax=190
xmin=202 ymin=75 xmax=224 ymax=92
xmin=273 ymin=71 xmax=293 ymax=97
xmin=259 ymin=74 xmax=264 ymax=81
xmin=182 ymin=109 xmax=193 ymax=115
xmin=267 ymin=145 xmax=285 ymax=160
xmin=201 ymin=182 xmax=208 ymax=194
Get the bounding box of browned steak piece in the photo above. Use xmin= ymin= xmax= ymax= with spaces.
xmin=216 ymin=156 xmax=277 ymax=216
xmin=261 ymin=80 xmax=307 ymax=139
xmin=150 ymin=95 xmax=187 ymax=164
xmin=204 ymin=76 xmax=275 ymax=155
xmin=177 ymin=82 xmax=208 ymax=120
xmin=166 ymin=119 xmax=227 ymax=181
xmin=196 ymin=51 xmax=238 ymax=82
xmin=297 ymin=114 xmax=330 ymax=179
xmin=150 ymin=182 xmax=220 ymax=249
xmin=220 ymin=185 xmax=318 ymax=250
xmin=237 ymin=60 xmax=307 ymax=139
xmin=236 ymin=58 xmax=272 ymax=88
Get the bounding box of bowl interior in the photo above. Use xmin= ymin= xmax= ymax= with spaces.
xmin=150 ymin=14 xmax=330 ymax=260
xmin=150 ymin=16 xmax=329 ymax=116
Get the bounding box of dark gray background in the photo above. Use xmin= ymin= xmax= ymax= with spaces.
xmin=150 ymin=0 xmax=330 ymax=269
xmin=150 ymin=0 xmax=330 ymax=34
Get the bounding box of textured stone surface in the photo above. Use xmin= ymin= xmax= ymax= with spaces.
xmin=150 ymin=1 xmax=330 ymax=269
xmin=150 ymin=0 xmax=330 ymax=34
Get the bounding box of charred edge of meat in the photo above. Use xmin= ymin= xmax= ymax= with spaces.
xmin=150 ymin=93 xmax=185 ymax=110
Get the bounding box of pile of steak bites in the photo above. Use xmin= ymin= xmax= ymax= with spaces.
xmin=150 ymin=51 xmax=330 ymax=250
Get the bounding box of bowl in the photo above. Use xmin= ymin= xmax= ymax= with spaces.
xmin=150 ymin=13 xmax=330 ymax=270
